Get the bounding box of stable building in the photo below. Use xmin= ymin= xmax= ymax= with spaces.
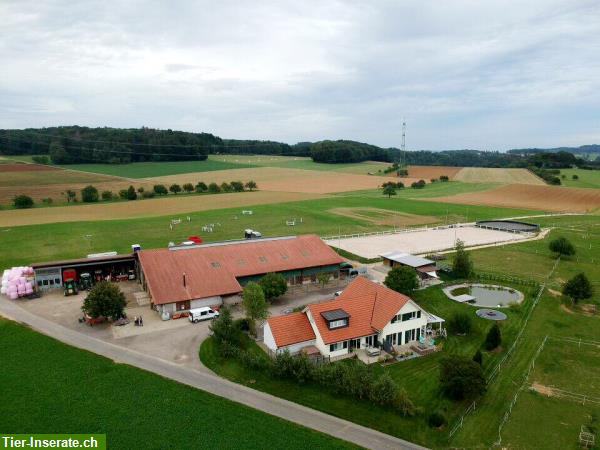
xmin=137 ymin=235 xmax=345 ymax=316
xmin=380 ymin=251 xmax=439 ymax=286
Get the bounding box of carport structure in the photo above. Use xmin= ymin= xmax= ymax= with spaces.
xmin=31 ymin=254 xmax=136 ymax=291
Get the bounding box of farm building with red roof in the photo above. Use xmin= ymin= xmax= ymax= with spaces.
xmin=263 ymin=277 xmax=444 ymax=361
xmin=137 ymin=235 xmax=345 ymax=315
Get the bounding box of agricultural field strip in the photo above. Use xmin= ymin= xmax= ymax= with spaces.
xmin=0 ymin=191 xmax=325 ymax=227
xmin=450 ymin=257 xmax=560 ymax=442
xmin=428 ymin=183 xmax=600 ymax=213
xmin=496 ymin=335 xmax=600 ymax=446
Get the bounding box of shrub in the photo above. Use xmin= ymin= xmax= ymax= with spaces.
xmin=428 ymin=411 xmax=446 ymax=428
xmin=452 ymin=239 xmax=473 ymax=278
xmin=572 ymin=174 xmax=579 ymax=180
xmin=411 ymin=179 xmax=426 ymax=189
xmin=101 ymin=191 xmax=113 ymax=201
xmin=483 ymin=323 xmax=502 ymax=351
xmin=195 ymin=182 xmax=207 ymax=193
xmin=13 ymin=195 xmax=34 ymax=209
xmin=118 ymin=189 xmax=128 ymax=199
xmin=447 ymin=311 xmax=472 ymax=335
xmin=549 ymin=236 xmax=575 ymax=257
xmin=182 ymin=183 xmax=194 ymax=193
xmin=473 ymin=349 xmax=483 ymax=366
xmin=81 ymin=281 xmax=126 ymax=321
xmin=384 ymin=265 xmax=418 ymax=295
xmin=153 ymin=184 xmax=168 ymax=195
xmin=32 ymin=155 xmax=50 ymax=164
xmin=382 ymin=185 xmax=396 ymax=198
xmin=81 ymin=185 xmax=99 ymax=203
xmin=230 ymin=181 xmax=245 ymax=192
xmin=258 ymin=273 xmax=288 ymax=301
xmin=208 ymin=182 xmax=221 ymax=193
xmin=126 ymin=185 xmax=137 ymax=200
xmin=440 ymin=175 xmax=449 ymax=182
xmin=439 ymin=356 xmax=486 ymax=401
xmin=562 ymin=272 xmax=593 ymax=304
xmin=220 ymin=182 xmax=232 ymax=193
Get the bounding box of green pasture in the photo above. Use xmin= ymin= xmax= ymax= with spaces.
xmin=0 ymin=319 xmax=355 ymax=450
xmin=558 ymin=168 xmax=600 ymax=189
xmin=0 ymin=194 xmax=537 ymax=268
xmin=500 ymin=338 xmax=600 ymax=450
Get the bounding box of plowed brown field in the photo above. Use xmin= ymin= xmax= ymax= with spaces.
xmin=0 ymin=191 xmax=324 ymax=226
xmin=429 ymin=184 xmax=600 ymax=212
xmin=0 ymin=163 xmax=59 ymax=172
xmin=148 ymin=167 xmax=406 ymax=194
xmin=407 ymin=165 xmax=462 ymax=180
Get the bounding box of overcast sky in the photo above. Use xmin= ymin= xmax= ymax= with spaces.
xmin=1 ymin=0 xmax=599 ymax=150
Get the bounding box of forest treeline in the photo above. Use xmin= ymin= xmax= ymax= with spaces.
xmin=1 ymin=126 xmax=598 ymax=168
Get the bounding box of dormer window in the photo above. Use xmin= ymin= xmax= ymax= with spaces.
xmin=321 ymin=309 xmax=350 ymax=330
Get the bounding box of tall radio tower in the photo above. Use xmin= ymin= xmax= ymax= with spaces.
xmin=400 ymin=119 xmax=406 ymax=167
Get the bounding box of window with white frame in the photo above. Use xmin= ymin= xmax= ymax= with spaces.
xmin=329 ymin=319 xmax=347 ymax=329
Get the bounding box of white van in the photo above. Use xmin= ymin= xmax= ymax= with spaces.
xmin=189 ymin=307 xmax=220 ymax=323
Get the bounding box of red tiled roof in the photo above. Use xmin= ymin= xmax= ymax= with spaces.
xmin=307 ymin=277 xmax=411 ymax=344
xmin=267 ymin=312 xmax=316 ymax=347
xmin=138 ymin=235 xmax=344 ymax=305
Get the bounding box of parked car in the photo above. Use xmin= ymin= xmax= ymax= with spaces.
xmin=189 ymin=307 xmax=220 ymax=323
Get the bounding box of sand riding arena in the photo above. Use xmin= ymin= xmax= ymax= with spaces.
xmin=324 ymin=224 xmax=535 ymax=259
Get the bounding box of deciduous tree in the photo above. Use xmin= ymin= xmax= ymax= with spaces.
xmin=384 ymin=266 xmax=418 ymax=295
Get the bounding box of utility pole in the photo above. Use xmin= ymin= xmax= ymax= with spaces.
xmin=401 ymin=119 xmax=406 ymax=168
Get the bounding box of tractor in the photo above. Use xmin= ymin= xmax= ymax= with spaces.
xmin=79 ymin=272 xmax=93 ymax=290
xmin=64 ymin=278 xmax=79 ymax=296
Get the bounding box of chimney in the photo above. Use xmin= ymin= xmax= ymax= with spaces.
xmin=183 ymin=272 xmax=187 ymax=288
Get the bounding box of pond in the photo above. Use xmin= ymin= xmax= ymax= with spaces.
xmin=444 ymin=283 xmax=524 ymax=308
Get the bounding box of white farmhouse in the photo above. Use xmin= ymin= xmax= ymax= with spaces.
xmin=263 ymin=277 xmax=444 ymax=360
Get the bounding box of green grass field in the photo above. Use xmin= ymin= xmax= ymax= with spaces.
xmin=501 ymin=338 xmax=600 ymax=450
xmin=56 ymin=159 xmax=254 ymax=178
xmin=1 ymin=177 xmax=599 ymax=449
xmin=559 ymin=168 xmax=600 ymax=189
xmin=0 ymin=194 xmax=537 ymax=268
xmin=0 ymin=319 xmax=355 ymax=450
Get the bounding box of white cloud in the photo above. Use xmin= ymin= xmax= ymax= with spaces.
xmin=0 ymin=0 xmax=599 ymax=149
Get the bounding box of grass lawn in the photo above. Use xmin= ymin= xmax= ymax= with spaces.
xmin=558 ymin=168 xmax=600 ymax=189
xmin=500 ymin=338 xmax=600 ymax=449
xmin=56 ymin=159 xmax=255 ymax=178
xmin=0 ymin=319 xmax=355 ymax=450
xmin=0 ymin=194 xmax=538 ymax=268
xmin=450 ymin=214 xmax=600 ymax=448
xmin=201 ymin=280 xmax=535 ymax=449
